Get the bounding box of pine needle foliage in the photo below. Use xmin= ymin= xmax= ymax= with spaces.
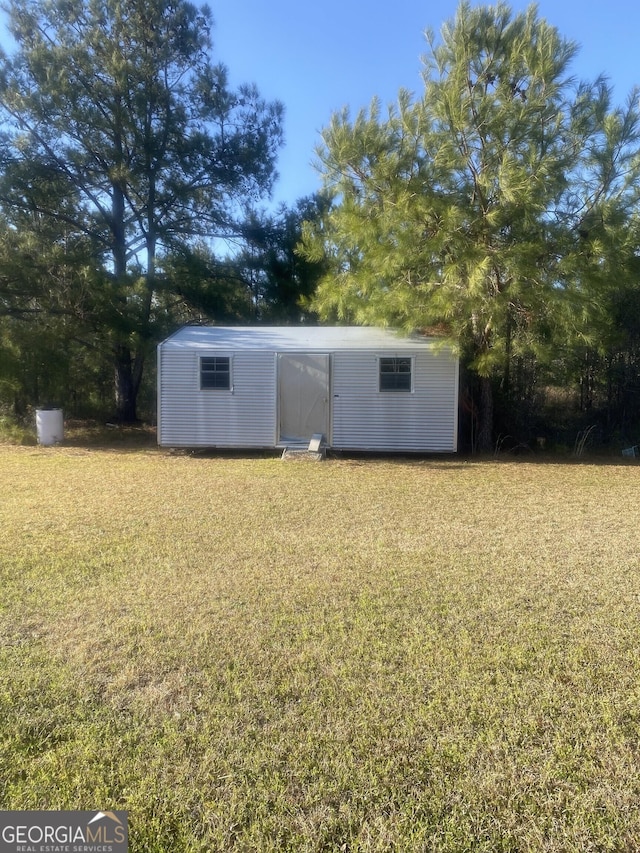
xmin=0 ymin=0 xmax=284 ymax=420
xmin=303 ymin=2 xmax=640 ymax=450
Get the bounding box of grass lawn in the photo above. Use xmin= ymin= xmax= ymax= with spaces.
xmin=1 ymin=440 xmax=640 ymax=851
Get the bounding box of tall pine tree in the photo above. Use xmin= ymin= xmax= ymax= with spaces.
xmin=0 ymin=0 xmax=283 ymax=420
xmin=304 ymin=2 xmax=640 ymax=450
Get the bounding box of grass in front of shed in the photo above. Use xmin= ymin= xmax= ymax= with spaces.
xmin=2 ymin=446 xmax=640 ymax=851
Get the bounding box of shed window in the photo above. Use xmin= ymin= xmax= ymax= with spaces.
xmin=379 ymin=356 xmax=412 ymax=392
xmin=201 ymin=356 xmax=231 ymax=390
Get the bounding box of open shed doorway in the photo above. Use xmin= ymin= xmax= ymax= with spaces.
xmin=278 ymin=353 xmax=330 ymax=444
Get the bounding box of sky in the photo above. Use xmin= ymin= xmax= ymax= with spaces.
xmin=208 ymin=0 xmax=640 ymax=209
xmin=1 ymin=1 xmax=639 ymax=211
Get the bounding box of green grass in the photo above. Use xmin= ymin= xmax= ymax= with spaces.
xmin=2 ymin=444 xmax=640 ymax=851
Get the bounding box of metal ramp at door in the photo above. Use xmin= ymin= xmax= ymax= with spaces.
xmin=281 ymin=433 xmax=326 ymax=461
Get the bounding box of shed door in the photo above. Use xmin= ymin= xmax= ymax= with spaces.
xmin=278 ymin=353 xmax=330 ymax=443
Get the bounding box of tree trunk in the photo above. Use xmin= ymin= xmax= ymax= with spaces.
xmin=476 ymin=375 xmax=494 ymax=453
xmin=114 ymin=345 xmax=140 ymax=422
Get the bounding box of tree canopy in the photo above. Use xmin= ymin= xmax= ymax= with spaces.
xmin=303 ymin=2 xmax=640 ymax=450
xmin=0 ymin=0 xmax=284 ymax=420
xmin=3 ymin=0 xmax=640 ymax=450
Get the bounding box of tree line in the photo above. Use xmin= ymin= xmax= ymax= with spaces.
xmin=1 ymin=0 xmax=640 ymax=452
xmin=0 ymin=0 xmax=328 ymax=423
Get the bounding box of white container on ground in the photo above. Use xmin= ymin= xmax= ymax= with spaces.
xmin=36 ymin=408 xmax=64 ymax=445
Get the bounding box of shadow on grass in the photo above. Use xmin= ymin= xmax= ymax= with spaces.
xmin=23 ymin=419 xmax=640 ymax=467
xmin=57 ymin=420 xmax=159 ymax=452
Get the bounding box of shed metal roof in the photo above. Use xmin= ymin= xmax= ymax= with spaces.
xmin=161 ymin=326 xmax=442 ymax=352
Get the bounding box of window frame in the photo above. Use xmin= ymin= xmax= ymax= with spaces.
xmin=200 ymin=355 xmax=232 ymax=391
xmin=378 ymin=355 xmax=413 ymax=393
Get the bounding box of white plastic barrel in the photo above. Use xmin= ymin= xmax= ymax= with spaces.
xmin=36 ymin=408 xmax=64 ymax=445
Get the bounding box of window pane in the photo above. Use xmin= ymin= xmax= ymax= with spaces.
xmin=379 ymin=357 xmax=411 ymax=391
xmin=201 ymin=356 xmax=230 ymax=390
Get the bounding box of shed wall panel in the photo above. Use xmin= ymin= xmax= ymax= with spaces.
xmin=331 ymin=350 xmax=457 ymax=451
xmin=159 ymin=349 xmax=277 ymax=446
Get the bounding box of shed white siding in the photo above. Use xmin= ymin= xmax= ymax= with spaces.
xmin=158 ymin=347 xmax=277 ymax=447
xmin=332 ymin=349 xmax=458 ymax=452
xmin=158 ymin=326 xmax=459 ymax=452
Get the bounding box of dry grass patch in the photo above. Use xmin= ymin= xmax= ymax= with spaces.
xmin=2 ymin=446 xmax=640 ymax=850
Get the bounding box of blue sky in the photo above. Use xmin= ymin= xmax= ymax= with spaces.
xmin=209 ymin=0 xmax=640 ymax=209
xmin=1 ymin=1 xmax=638 ymax=210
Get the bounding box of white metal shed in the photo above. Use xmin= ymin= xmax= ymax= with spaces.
xmin=157 ymin=326 xmax=459 ymax=452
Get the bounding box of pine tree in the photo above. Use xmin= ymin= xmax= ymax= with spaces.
xmin=304 ymin=2 xmax=640 ymax=451
xmin=0 ymin=0 xmax=283 ymax=420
